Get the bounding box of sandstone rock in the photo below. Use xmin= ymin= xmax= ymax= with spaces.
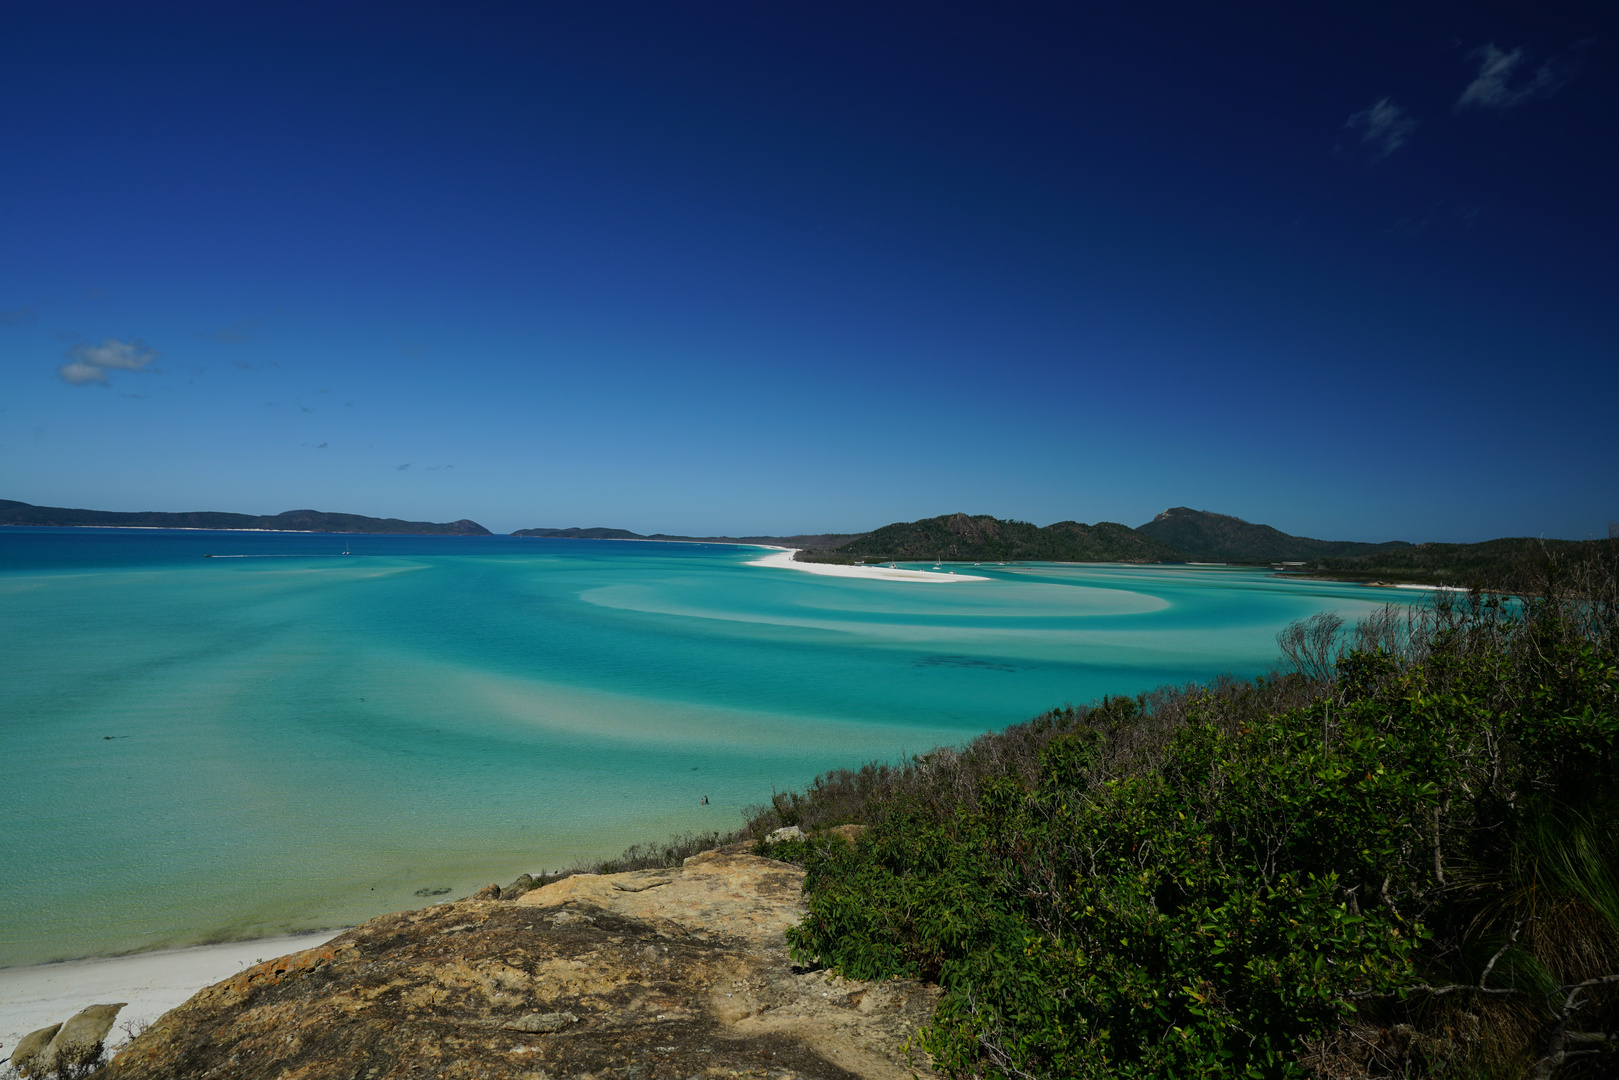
xmin=22 ymin=1003 xmax=125 ymax=1075
xmin=471 ymin=882 xmax=502 ymax=900
xmin=9 ymin=1023 xmax=61 ymax=1076
xmin=767 ymin=825 xmax=805 ymax=842
xmin=824 ymin=824 xmax=867 ymax=842
xmin=104 ymin=852 xmax=937 ymax=1080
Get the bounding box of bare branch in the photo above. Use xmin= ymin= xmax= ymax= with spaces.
xmin=1531 ymin=972 xmax=1619 ymax=1080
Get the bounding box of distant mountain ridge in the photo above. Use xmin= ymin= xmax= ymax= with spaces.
xmin=513 ymin=526 xmax=647 ymax=540
xmin=1136 ymin=507 xmax=1410 ymax=563
xmin=17 ymin=499 xmax=1571 ymax=587
xmin=799 ymin=513 xmax=1187 ymax=564
xmin=513 ymin=526 xmax=858 ymax=548
xmin=0 ymin=499 xmax=491 ymax=535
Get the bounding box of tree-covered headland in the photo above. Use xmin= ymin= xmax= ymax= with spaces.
xmin=796 ymin=512 xmax=1187 ymax=564
xmin=747 ymin=542 xmax=1619 ymax=1078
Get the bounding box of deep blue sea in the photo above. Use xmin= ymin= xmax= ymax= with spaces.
xmin=0 ymin=528 xmax=1413 ymax=966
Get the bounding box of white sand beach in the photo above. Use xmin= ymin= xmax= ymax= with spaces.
xmin=747 ymin=548 xmax=988 ymax=581
xmin=0 ymin=931 xmax=342 ymax=1058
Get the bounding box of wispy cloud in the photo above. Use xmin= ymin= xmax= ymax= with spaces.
xmin=1345 ymin=97 xmax=1417 ymax=158
xmin=70 ymin=339 xmax=156 ymax=370
xmin=58 ymin=361 xmax=110 ymax=385
xmin=205 ymin=319 xmax=262 ymax=344
xmin=1457 ymin=43 xmax=1580 ymax=110
xmin=56 ymin=338 xmax=159 ymax=386
xmin=0 ymin=305 xmax=37 ymax=326
xmin=396 ymin=463 xmax=411 ymax=471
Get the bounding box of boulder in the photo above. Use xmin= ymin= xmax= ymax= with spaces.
xmin=766 ymin=824 xmax=805 ymax=842
xmin=20 ymin=1003 xmax=125 ymax=1075
xmin=9 ymin=1023 xmax=61 ymax=1076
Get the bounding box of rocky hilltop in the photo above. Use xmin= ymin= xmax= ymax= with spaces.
xmin=100 ymin=841 xmax=936 ymax=1080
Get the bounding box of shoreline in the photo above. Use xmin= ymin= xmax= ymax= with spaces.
xmin=0 ymin=930 xmax=344 ymax=1056
xmin=747 ymin=548 xmax=989 ymax=582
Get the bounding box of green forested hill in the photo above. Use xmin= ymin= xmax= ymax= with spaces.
xmin=800 ymin=513 xmax=1187 ymax=564
xmin=1137 ymin=506 xmax=1410 ymax=562
xmin=0 ymin=499 xmax=491 ymax=535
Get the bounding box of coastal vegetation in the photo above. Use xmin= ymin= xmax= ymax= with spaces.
xmin=1298 ymin=535 xmax=1614 ymax=587
xmin=736 ymin=540 xmax=1619 ymax=1078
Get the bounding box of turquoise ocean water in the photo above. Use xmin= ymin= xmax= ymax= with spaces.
xmin=0 ymin=528 xmax=1414 ymax=967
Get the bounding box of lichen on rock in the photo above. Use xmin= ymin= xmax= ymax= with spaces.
xmin=100 ymin=851 xmax=937 ymax=1079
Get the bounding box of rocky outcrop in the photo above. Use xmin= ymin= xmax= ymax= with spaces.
xmin=103 ymin=849 xmax=936 ymax=1079
xmin=8 ymin=1023 xmax=61 ymax=1076
xmin=10 ymin=1003 xmax=125 ymax=1076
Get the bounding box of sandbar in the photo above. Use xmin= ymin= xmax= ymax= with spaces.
xmin=748 ymin=549 xmax=988 ymax=582
xmin=0 ymin=931 xmax=342 ymax=1056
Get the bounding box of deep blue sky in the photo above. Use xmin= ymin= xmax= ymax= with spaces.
xmin=2 ymin=2 xmax=1613 ymax=539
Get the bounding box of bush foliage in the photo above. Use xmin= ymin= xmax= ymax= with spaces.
xmin=763 ymin=544 xmax=1619 ymax=1078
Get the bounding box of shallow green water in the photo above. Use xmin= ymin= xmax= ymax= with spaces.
xmin=0 ymin=529 xmax=1408 ymax=966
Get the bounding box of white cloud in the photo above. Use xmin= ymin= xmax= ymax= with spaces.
xmin=1345 ymin=98 xmax=1417 ymax=158
xmin=1457 ymin=43 xmax=1577 ymax=110
xmin=56 ymin=338 xmax=159 ymax=386
xmin=70 ymin=339 xmax=157 ymax=370
xmin=57 ymin=361 xmax=109 ymax=385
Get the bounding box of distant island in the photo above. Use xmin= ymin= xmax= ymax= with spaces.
xmin=512 ymin=526 xmax=859 ymax=549
xmin=0 ymin=500 xmax=491 ymax=536
xmin=11 ymin=497 xmax=1604 ymax=588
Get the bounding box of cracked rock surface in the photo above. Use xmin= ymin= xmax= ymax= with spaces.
xmin=103 ymin=850 xmax=937 ymax=1080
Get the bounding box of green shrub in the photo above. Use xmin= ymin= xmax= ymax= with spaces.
xmin=784 ymin=574 xmax=1619 ymax=1078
